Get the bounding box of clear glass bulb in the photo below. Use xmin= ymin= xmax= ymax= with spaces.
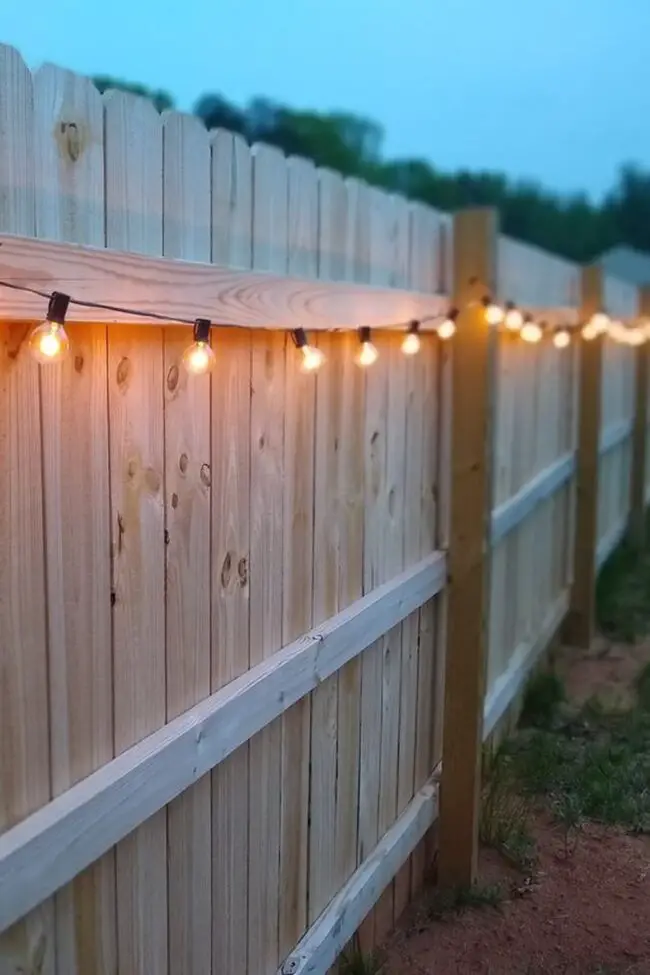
xmin=553 ymin=329 xmax=571 ymax=349
xmin=520 ymin=322 xmax=542 ymax=344
xmin=401 ymin=332 xmax=421 ymax=356
xmin=504 ymin=308 xmax=524 ymax=331
xmin=589 ymin=312 xmax=610 ymax=334
xmin=182 ymin=340 xmax=216 ymax=375
xmin=581 ymin=322 xmax=599 ymax=341
xmin=485 ymin=303 xmax=504 ymax=326
xmin=29 ymin=322 xmax=70 ymax=363
xmin=300 ymin=344 xmax=325 ymax=373
xmin=356 ymin=341 xmax=379 ymax=367
xmin=437 ymin=318 xmax=457 ymax=340
xmin=627 ymin=329 xmax=646 ymax=347
xmin=608 ymin=320 xmax=627 ymax=343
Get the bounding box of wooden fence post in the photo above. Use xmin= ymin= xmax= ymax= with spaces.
xmin=629 ymin=286 xmax=650 ymax=551
xmin=565 ymin=265 xmax=604 ymax=648
xmin=438 ymin=208 xmax=498 ymax=889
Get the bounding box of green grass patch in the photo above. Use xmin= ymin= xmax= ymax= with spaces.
xmin=505 ymin=692 xmax=650 ymax=834
xmin=596 ymin=537 xmax=650 ymax=642
xmin=520 ymin=671 xmax=566 ymax=729
xmin=480 ymin=747 xmax=536 ymax=871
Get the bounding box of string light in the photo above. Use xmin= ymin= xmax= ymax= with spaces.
xmin=355 ymin=327 xmax=379 ymax=367
xmin=437 ymin=309 xmax=458 ymax=340
xmin=553 ymin=327 xmax=571 ymax=349
xmin=401 ymin=321 xmax=421 ymax=356
xmin=483 ymin=297 xmax=504 ymax=326
xmin=581 ymin=321 xmax=600 ymax=341
xmin=504 ymin=302 xmax=524 ymax=331
xmin=589 ymin=311 xmax=610 ymax=335
xmin=28 ymin=292 xmax=71 ymax=363
xmin=292 ymin=328 xmax=325 ymax=372
xmin=520 ymin=317 xmax=543 ymax=344
xmin=182 ymin=319 xmax=215 ymax=375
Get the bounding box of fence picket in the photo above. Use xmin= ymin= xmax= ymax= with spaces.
xmin=162 ymin=108 xmax=212 ymax=975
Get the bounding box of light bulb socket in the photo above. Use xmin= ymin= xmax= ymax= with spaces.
xmin=193 ymin=318 xmax=211 ymax=343
xmin=359 ymin=326 xmax=371 ymax=344
xmin=447 ymin=307 xmax=459 ymax=321
xmin=406 ymin=320 xmax=420 ymax=336
xmin=505 ymin=300 xmax=516 ymax=312
xmin=47 ymin=292 xmax=70 ymax=325
xmin=292 ymin=327 xmax=308 ymax=349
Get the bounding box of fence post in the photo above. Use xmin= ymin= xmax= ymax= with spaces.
xmin=438 ymin=208 xmax=498 ymax=889
xmin=629 ymin=286 xmax=650 ymax=551
xmin=565 ymin=265 xmax=604 ymax=649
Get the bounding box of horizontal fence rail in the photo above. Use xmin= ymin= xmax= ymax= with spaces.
xmin=491 ymin=452 xmax=576 ymax=546
xmin=0 ymin=553 xmax=445 ymax=935
xmin=0 ymin=233 xmax=449 ymax=330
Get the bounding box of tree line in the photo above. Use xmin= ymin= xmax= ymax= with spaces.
xmin=93 ymin=75 xmax=650 ymax=264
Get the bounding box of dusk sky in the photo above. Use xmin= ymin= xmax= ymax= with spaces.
xmin=4 ymin=0 xmax=649 ymax=199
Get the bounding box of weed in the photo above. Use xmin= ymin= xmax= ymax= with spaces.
xmin=340 ymin=945 xmax=382 ymax=975
xmin=635 ymin=661 xmax=650 ymax=711
xmin=480 ymin=747 xmax=536 ymax=870
xmin=596 ymin=538 xmax=650 ymax=642
xmin=520 ymin=671 xmax=565 ymax=729
xmin=425 ymin=882 xmax=504 ymax=919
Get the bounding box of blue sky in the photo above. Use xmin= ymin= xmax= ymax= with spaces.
xmin=4 ymin=0 xmax=649 ymax=199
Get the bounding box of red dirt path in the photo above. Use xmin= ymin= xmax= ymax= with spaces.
xmin=384 ymin=816 xmax=650 ymax=974
xmin=381 ymin=640 xmax=650 ymax=975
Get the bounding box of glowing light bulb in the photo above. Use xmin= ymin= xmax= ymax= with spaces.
xmin=29 ymin=322 xmax=70 ymax=363
xmin=437 ymin=317 xmax=457 ymax=340
xmin=504 ymin=304 xmax=524 ymax=331
xmin=484 ymin=299 xmax=504 ymax=326
xmin=520 ymin=320 xmax=543 ymax=344
xmin=292 ymin=327 xmax=324 ymax=373
xmin=608 ymin=320 xmax=626 ymax=343
xmin=589 ymin=311 xmax=610 ymax=335
xmin=28 ymin=292 xmax=71 ymax=364
xmin=356 ymin=340 xmax=379 ymax=367
xmin=401 ymin=321 xmax=421 ymax=356
xmin=300 ymin=344 xmax=325 ymax=373
xmin=581 ymin=322 xmax=599 ymax=341
xmin=553 ymin=329 xmax=571 ymax=349
xmin=182 ymin=319 xmax=215 ymax=375
xmin=627 ymin=329 xmax=646 ymax=347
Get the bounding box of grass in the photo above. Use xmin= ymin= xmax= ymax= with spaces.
xmin=424 ymin=881 xmax=505 ymax=920
xmin=339 ymin=945 xmax=383 ymax=975
xmin=596 ymin=535 xmax=650 ymax=642
xmin=503 ymin=665 xmax=650 ymax=836
xmin=480 ymin=746 xmax=536 ymax=871
xmin=520 ymin=670 xmax=565 ymax=729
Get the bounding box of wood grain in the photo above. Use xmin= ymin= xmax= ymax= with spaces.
xmin=0 ymin=41 xmax=56 ymax=975
xmin=162 ymin=108 xmax=212 ymax=975
xmin=105 ymin=88 xmax=168 ymax=975
xmin=0 ymin=231 xmax=449 ymax=330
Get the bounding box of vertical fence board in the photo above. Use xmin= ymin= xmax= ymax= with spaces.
xmin=104 ymin=90 xmax=167 ymax=975
xmin=162 ymin=110 xmax=212 ymax=975
xmin=409 ymin=206 xmax=442 ymax=900
xmin=0 ymin=43 xmax=56 ymax=975
xmin=33 ymin=62 xmax=117 ymax=975
xmin=248 ymin=142 xmax=288 ymax=975
xmin=210 ymin=130 xmax=253 ymax=975
xmin=279 ymin=155 xmax=317 ymax=951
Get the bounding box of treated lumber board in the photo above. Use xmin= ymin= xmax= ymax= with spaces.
xmin=0 ymin=553 xmax=445 ymax=936
xmin=0 ymin=231 xmax=448 ymax=329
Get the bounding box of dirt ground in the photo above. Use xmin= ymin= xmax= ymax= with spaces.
xmin=381 ymin=639 xmax=650 ymax=975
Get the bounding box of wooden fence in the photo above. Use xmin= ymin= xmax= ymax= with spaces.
xmin=0 ymin=41 xmax=649 ymax=975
